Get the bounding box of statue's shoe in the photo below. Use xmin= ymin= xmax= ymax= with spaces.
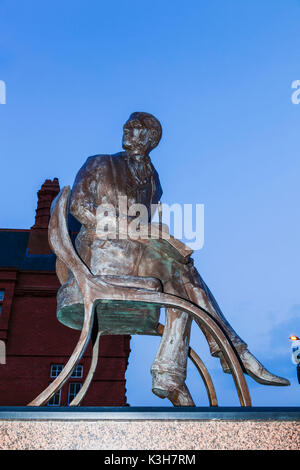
xmin=152 ymin=371 xmax=195 ymax=406
xmin=219 ymin=349 xmax=290 ymax=386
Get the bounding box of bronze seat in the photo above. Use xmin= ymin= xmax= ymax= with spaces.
xmin=57 ymin=274 xmax=162 ymax=335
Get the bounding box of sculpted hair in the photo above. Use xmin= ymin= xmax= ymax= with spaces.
xmin=128 ymin=112 xmax=162 ymax=150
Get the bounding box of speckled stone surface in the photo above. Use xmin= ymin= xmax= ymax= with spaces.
xmin=0 ymin=420 xmax=300 ymax=450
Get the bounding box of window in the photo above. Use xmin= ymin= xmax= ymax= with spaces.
xmin=0 ymin=290 xmax=4 ymax=315
xmin=68 ymin=383 xmax=82 ymax=404
xmin=71 ymin=365 xmax=83 ymax=378
xmin=50 ymin=364 xmax=83 ymax=378
xmin=47 ymin=390 xmax=61 ymax=407
xmin=50 ymin=364 xmax=64 ymax=378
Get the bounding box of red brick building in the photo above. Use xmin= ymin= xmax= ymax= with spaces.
xmin=0 ymin=179 xmax=131 ymax=406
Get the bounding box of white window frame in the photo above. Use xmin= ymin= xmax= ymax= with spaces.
xmin=68 ymin=382 xmax=82 ymax=405
xmin=50 ymin=364 xmax=64 ymax=378
xmin=71 ymin=365 xmax=83 ymax=378
xmin=47 ymin=389 xmax=61 ymax=407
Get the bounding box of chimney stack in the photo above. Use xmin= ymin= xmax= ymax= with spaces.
xmin=27 ymin=178 xmax=60 ymax=254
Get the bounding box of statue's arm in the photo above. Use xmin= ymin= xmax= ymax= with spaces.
xmin=69 ymin=155 xmax=110 ymax=227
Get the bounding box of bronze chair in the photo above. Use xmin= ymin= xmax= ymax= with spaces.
xmin=28 ymin=186 xmax=251 ymax=407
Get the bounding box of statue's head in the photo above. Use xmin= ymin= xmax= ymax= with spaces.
xmin=122 ymin=112 xmax=162 ymax=155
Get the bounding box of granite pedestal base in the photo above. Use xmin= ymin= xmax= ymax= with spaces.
xmin=0 ymin=407 xmax=299 ymax=450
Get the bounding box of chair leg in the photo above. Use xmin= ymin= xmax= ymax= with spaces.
xmin=27 ymin=301 xmax=95 ymax=406
xmin=188 ymin=346 xmax=218 ymax=407
xmin=69 ymin=326 xmax=101 ymax=406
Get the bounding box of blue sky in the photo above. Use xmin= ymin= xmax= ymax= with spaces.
xmin=1 ymin=0 xmax=300 ymax=406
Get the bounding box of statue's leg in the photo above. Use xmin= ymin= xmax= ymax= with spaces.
xmin=182 ymin=261 xmax=289 ymax=386
xmin=151 ymin=280 xmax=195 ymax=406
xmin=151 ymin=307 xmax=194 ymax=406
xmin=183 ymin=280 xmax=246 ymax=360
xmin=180 ymin=260 xmax=246 ymax=358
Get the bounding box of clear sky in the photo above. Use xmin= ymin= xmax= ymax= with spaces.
xmin=1 ymin=0 xmax=300 ymax=406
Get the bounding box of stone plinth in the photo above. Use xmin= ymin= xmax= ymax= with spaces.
xmin=0 ymin=407 xmax=299 ymax=450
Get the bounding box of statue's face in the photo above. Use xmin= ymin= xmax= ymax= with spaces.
xmin=122 ymin=119 xmax=152 ymax=155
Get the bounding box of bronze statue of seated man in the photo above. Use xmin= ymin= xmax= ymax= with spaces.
xmin=56 ymin=111 xmax=289 ymax=406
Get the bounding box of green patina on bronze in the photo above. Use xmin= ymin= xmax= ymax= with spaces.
xmin=58 ymin=299 xmax=161 ymax=335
